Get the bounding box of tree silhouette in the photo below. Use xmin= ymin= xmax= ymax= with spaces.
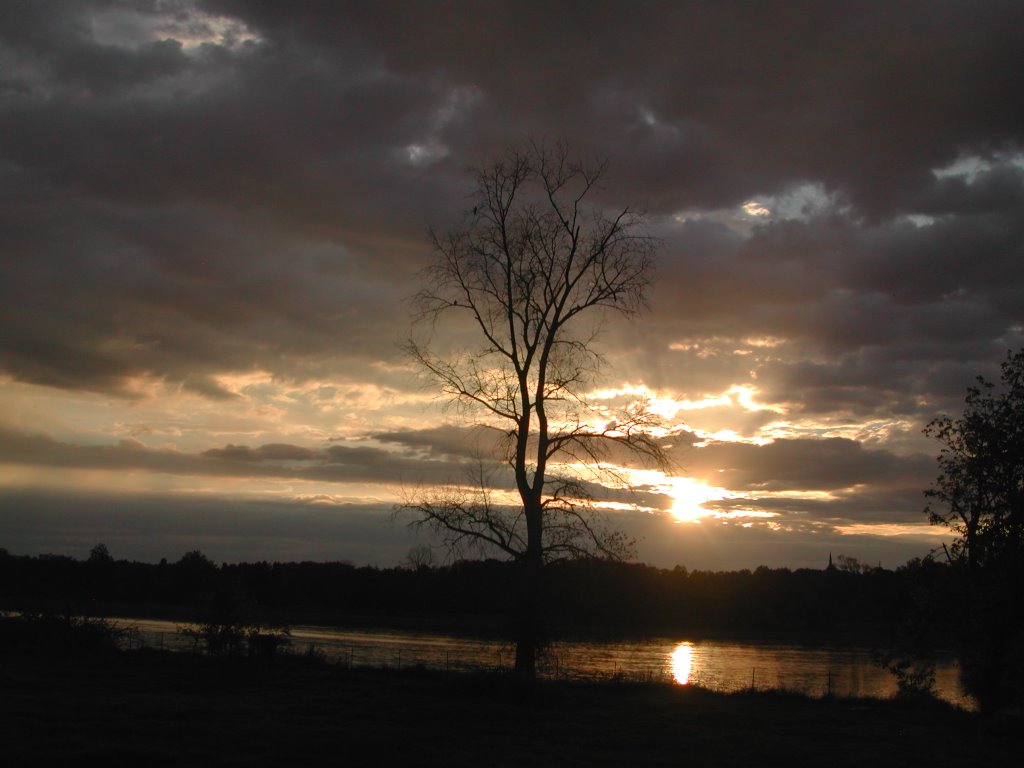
xmin=88 ymin=543 xmax=113 ymax=564
xmin=401 ymin=140 xmax=665 ymax=678
xmin=925 ymin=349 xmax=1024 ymax=712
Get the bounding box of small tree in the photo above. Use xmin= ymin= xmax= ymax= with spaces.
xmin=401 ymin=140 xmax=665 ymax=678
xmin=404 ymin=544 xmax=435 ymax=570
xmin=924 ymin=349 xmax=1024 ymax=711
xmin=88 ymin=543 xmax=113 ymax=564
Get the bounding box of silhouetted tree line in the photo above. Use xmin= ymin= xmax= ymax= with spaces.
xmin=0 ymin=546 xmax=954 ymax=642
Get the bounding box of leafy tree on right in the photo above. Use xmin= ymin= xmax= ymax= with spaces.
xmin=925 ymin=349 xmax=1024 ymax=712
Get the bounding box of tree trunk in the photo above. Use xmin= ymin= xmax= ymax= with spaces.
xmin=513 ymin=556 xmax=543 ymax=680
xmin=514 ymin=507 xmax=544 ymax=680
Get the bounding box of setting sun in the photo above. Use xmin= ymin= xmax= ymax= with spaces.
xmin=667 ymin=477 xmax=730 ymax=522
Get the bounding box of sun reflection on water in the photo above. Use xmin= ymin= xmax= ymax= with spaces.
xmin=670 ymin=642 xmax=693 ymax=684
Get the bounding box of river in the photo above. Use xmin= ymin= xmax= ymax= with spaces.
xmin=118 ymin=617 xmax=972 ymax=708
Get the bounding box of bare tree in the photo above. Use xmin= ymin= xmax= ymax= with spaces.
xmin=401 ymin=140 xmax=665 ymax=678
xmin=404 ymin=544 xmax=435 ymax=570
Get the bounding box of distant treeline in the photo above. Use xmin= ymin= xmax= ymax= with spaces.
xmin=0 ymin=547 xmax=952 ymax=642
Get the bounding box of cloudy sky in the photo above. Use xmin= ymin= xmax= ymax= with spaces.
xmin=2 ymin=0 xmax=1023 ymax=569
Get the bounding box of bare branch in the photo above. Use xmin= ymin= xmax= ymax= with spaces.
xmin=403 ymin=139 xmax=662 ymax=676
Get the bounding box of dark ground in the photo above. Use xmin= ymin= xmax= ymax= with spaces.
xmin=1 ymin=635 xmax=1018 ymax=767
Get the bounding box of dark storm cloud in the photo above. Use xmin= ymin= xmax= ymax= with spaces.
xmin=207 ymin=0 xmax=1024 ymax=210
xmin=615 ymin=161 xmax=1024 ymax=420
xmin=0 ymin=1 xmax=443 ymax=223
xmin=0 ymin=0 xmax=464 ymax=394
xmin=1 ymin=1 xmax=1023 ymax=439
xmin=0 ymin=189 xmax=413 ymax=395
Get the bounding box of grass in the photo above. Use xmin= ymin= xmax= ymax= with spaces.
xmin=0 ymin=616 xmax=1017 ymax=766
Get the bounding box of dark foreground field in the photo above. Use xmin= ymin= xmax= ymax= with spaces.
xmin=1 ymin=626 xmax=1018 ymax=766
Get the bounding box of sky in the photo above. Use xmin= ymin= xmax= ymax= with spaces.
xmin=2 ymin=0 xmax=1024 ymax=570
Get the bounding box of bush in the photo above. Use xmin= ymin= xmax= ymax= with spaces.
xmin=180 ymin=619 xmax=290 ymax=659
xmin=0 ymin=612 xmax=138 ymax=655
xmin=874 ymin=648 xmax=937 ymax=700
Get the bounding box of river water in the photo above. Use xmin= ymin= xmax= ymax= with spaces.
xmin=120 ymin=617 xmax=972 ymax=709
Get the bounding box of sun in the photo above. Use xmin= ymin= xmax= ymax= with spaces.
xmin=667 ymin=476 xmax=727 ymax=522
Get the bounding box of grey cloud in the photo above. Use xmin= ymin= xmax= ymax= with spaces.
xmin=679 ymin=437 xmax=933 ymax=495
xmin=0 ymin=426 xmax=668 ymax=510
xmin=208 ymin=1 xmax=1024 ymax=212
xmin=9 ymin=0 xmax=1021 ymax=234
xmin=0 ymin=428 xmax=465 ymax=486
xmin=0 ymin=4 xmax=463 ymax=395
xmin=373 ymin=422 xmax=687 ymax=481
xmin=0 ymin=189 xmax=417 ymax=395
xmin=372 ymin=425 xmax=506 ymax=459
xmin=202 ymin=443 xmax=316 ymax=461
xmin=0 ymin=0 xmax=1022 ymax=463
xmin=617 ymin=166 xmax=1024 ymax=421
xmin=0 ymin=10 xmax=456 ymax=233
xmin=705 ymin=487 xmax=929 ymax=527
xmin=659 ymin=194 xmax=1024 ymax=348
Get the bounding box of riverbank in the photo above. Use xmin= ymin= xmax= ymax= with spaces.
xmin=4 ymin=608 xmax=973 ymax=705
xmin=0 ymin=619 xmax=1016 ymax=766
